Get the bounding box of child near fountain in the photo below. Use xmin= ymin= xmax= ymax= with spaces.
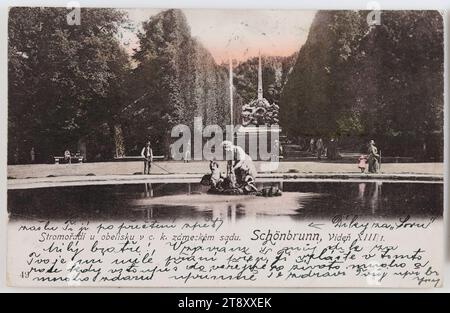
xmin=209 ymin=160 xmax=223 ymax=188
xmin=358 ymin=155 xmax=367 ymax=173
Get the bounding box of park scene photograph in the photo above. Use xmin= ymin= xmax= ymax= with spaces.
xmin=5 ymin=6 xmax=448 ymax=290
xmin=7 ymin=8 xmax=444 ymax=222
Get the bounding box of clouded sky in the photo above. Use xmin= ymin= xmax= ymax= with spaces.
xmin=121 ymin=9 xmax=316 ymax=63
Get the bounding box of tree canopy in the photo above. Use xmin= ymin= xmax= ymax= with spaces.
xmin=280 ymin=11 xmax=443 ymax=159
xmin=123 ymin=9 xmax=235 ymax=156
xmin=8 ymin=9 xmax=444 ymax=163
xmin=8 ymin=7 xmax=129 ymax=163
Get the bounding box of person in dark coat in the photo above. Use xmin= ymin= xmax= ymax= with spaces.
xmin=367 ymin=140 xmax=380 ymax=173
xmin=141 ymin=141 xmax=153 ymax=174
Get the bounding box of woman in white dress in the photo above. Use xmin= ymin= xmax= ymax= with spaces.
xmin=222 ymin=141 xmax=257 ymax=191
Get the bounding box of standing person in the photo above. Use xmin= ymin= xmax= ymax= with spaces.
xmin=309 ymin=138 xmax=315 ymax=154
xmin=278 ymin=140 xmax=283 ymax=160
xmin=327 ymin=138 xmax=340 ymax=160
xmin=272 ymin=139 xmax=282 ymax=161
xmin=141 ymin=141 xmax=153 ymax=175
xmin=184 ymin=141 xmax=191 ymax=163
xmin=327 ymin=138 xmax=334 ymax=160
xmin=169 ymin=143 xmax=174 ymax=160
xmin=30 ymin=147 xmax=35 ymax=164
xmin=316 ymin=138 xmax=324 ymax=160
xmin=64 ymin=149 xmax=71 ymax=164
xmin=367 ymin=140 xmax=380 ymax=173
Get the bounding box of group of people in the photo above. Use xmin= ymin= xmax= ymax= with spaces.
xmin=63 ymin=149 xmax=84 ymax=164
xmin=141 ymin=139 xmax=381 ymax=177
xmin=358 ymin=140 xmax=381 ymax=173
xmin=200 ymin=141 xmax=258 ymax=194
xmin=144 ymin=139 xmax=258 ymax=193
xmin=308 ymin=138 xmax=340 ymax=160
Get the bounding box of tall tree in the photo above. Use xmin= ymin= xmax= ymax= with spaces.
xmin=125 ymin=9 xmax=235 ymax=156
xmin=8 ymin=7 xmax=129 ymax=163
xmin=280 ymin=11 xmax=443 ymax=159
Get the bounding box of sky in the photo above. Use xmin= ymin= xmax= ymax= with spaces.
xmin=120 ymin=9 xmax=317 ymax=63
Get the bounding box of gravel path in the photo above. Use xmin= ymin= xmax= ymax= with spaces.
xmin=8 ymin=161 xmax=443 ymax=179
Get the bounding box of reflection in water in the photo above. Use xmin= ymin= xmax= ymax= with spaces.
xmin=371 ymin=182 xmax=382 ymax=215
xmin=7 ymin=181 xmax=442 ymax=222
xmin=144 ymin=183 xmax=153 ymax=198
xmin=141 ymin=183 xmax=154 ymax=221
xmin=357 ymin=182 xmax=383 ymax=214
xmin=358 ymin=183 xmax=365 ymax=200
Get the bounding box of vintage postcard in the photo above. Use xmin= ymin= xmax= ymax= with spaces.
xmin=6 ymin=7 xmax=445 ymax=288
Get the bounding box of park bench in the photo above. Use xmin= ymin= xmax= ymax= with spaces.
xmin=54 ymin=155 xmax=85 ymax=164
xmin=382 ymin=156 xmax=415 ymax=163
